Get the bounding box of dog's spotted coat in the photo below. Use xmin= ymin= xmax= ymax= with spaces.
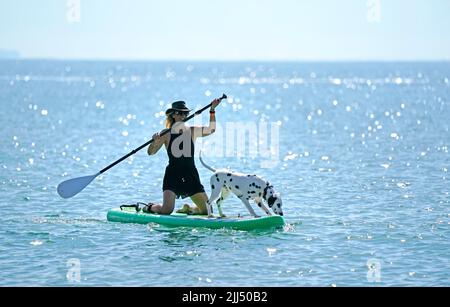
xmin=200 ymin=153 xmax=283 ymax=218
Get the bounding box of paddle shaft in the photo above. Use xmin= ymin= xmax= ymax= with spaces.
xmin=99 ymin=94 xmax=227 ymax=175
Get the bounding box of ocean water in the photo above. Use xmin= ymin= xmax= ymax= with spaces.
xmin=0 ymin=60 xmax=449 ymax=286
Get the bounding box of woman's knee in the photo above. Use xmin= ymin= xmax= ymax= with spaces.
xmin=161 ymin=190 xmax=176 ymax=214
xmin=190 ymin=192 xmax=208 ymax=214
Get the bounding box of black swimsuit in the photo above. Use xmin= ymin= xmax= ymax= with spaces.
xmin=162 ymin=127 xmax=205 ymax=199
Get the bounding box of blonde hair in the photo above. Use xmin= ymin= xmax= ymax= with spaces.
xmin=165 ymin=114 xmax=175 ymax=129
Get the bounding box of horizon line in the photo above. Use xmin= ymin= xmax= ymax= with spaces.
xmin=1 ymin=56 xmax=450 ymax=63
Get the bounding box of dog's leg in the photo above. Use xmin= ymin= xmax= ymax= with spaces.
xmin=207 ymin=177 xmax=222 ymax=217
xmin=238 ymin=197 xmax=259 ymax=217
xmin=216 ymin=187 xmax=231 ymax=217
xmin=255 ymin=198 xmax=272 ymax=216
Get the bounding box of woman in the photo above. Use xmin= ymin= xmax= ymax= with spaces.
xmin=144 ymin=98 xmax=221 ymax=215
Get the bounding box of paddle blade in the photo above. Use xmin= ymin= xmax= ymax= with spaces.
xmin=57 ymin=173 xmax=99 ymax=199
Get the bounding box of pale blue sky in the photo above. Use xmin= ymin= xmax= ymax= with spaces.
xmin=1 ymin=0 xmax=449 ymax=60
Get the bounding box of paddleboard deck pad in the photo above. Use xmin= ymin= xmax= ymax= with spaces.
xmin=107 ymin=207 xmax=285 ymax=231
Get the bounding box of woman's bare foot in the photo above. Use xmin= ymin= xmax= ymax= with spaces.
xmin=176 ymin=203 xmax=194 ymax=214
xmin=142 ymin=203 xmax=158 ymax=213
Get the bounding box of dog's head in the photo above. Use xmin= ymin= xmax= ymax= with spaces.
xmin=264 ymin=185 xmax=283 ymax=216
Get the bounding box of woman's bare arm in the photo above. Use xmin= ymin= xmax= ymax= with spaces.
xmin=147 ymin=129 xmax=169 ymax=155
xmin=192 ymin=98 xmax=220 ymax=140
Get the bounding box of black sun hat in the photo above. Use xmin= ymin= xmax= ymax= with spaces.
xmin=165 ymin=101 xmax=191 ymax=115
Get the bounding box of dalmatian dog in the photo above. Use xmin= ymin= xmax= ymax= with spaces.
xmin=199 ymin=152 xmax=283 ymax=218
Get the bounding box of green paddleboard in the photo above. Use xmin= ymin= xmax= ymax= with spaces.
xmin=107 ymin=207 xmax=285 ymax=231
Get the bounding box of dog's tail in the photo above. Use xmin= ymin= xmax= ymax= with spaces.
xmin=199 ymin=150 xmax=216 ymax=173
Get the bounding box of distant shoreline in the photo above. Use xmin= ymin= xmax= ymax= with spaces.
xmin=0 ymin=50 xmax=21 ymax=59
xmin=0 ymin=58 xmax=449 ymax=64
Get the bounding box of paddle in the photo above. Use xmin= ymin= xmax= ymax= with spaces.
xmin=57 ymin=94 xmax=227 ymax=199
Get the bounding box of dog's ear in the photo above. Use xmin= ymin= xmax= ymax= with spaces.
xmin=268 ymin=196 xmax=276 ymax=207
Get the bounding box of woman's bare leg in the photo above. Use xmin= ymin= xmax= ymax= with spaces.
xmin=175 ymin=192 xmax=208 ymax=215
xmin=189 ymin=192 xmax=209 ymax=215
xmin=147 ymin=190 xmax=176 ymax=215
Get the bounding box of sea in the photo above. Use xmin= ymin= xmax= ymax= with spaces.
xmin=0 ymin=60 xmax=449 ymax=286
